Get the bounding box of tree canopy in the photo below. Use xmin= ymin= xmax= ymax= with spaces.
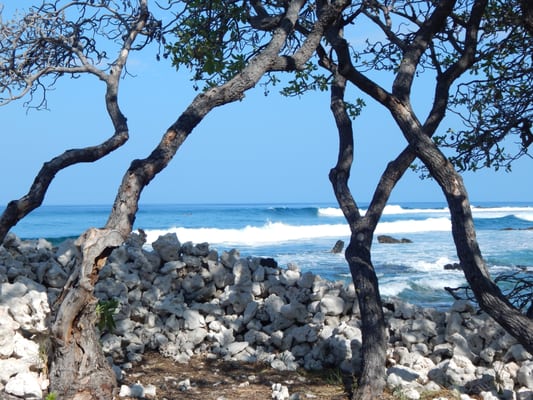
xmin=440 ymin=0 xmax=532 ymax=172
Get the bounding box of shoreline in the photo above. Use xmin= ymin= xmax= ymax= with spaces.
xmin=0 ymin=232 xmax=532 ymax=399
xmin=6 ymin=202 xmax=533 ymax=312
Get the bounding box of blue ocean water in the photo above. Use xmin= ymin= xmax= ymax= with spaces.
xmin=5 ymin=202 xmax=533 ymax=308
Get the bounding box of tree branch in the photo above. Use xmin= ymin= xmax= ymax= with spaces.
xmin=0 ymin=0 xmax=153 ymax=243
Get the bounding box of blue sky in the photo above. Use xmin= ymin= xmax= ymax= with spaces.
xmin=1 ymin=7 xmax=531 ymax=207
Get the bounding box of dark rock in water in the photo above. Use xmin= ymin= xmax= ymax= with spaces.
xmin=331 ymin=240 xmax=345 ymax=254
xmin=377 ymin=235 xmax=412 ymax=244
xmin=383 ymin=301 xmax=395 ymax=312
xmin=444 ymin=262 xmax=463 ymax=271
xmin=259 ymin=257 xmax=278 ymax=268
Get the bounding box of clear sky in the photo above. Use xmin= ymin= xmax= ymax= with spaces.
xmin=1 ymin=6 xmax=531 ymax=207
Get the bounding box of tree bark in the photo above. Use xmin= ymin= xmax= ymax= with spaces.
xmin=337 ymin=0 xmax=533 ymax=360
xmin=344 ymin=239 xmax=387 ymax=399
xmin=0 ymin=130 xmax=128 ymax=244
xmin=328 ymin=72 xmax=387 ymax=400
xmin=105 ymin=0 xmax=350 ymax=236
xmin=49 ymin=228 xmax=123 ymax=399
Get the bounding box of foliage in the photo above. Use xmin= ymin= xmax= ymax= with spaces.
xmin=165 ymin=0 xmax=250 ymax=88
xmin=45 ymin=393 xmax=58 ymax=400
xmin=163 ymin=0 xmax=330 ymax=94
xmin=164 ymin=0 xmax=320 ymax=89
xmin=338 ymin=0 xmax=533 ymax=176
xmin=436 ymin=0 xmax=532 ymax=172
xmin=96 ymin=298 xmax=119 ymax=333
xmin=324 ymin=367 xmax=344 ymax=386
xmin=280 ymin=62 xmax=365 ymax=119
xmin=281 ymin=62 xmax=330 ymax=95
xmin=330 ymin=0 xmax=531 ymax=175
xmin=419 ymin=389 xmax=461 ymax=400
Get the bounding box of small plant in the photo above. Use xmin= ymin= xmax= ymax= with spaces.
xmin=324 ymin=368 xmax=344 ymax=386
xmin=38 ymin=342 xmax=49 ymax=375
xmin=33 ymin=333 xmax=52 ymax=376
xmin=96 ymin=298 xmax=119 ymax=333
xmin=392 ymin=387 xmax=408 ymax=400
xmin=45 ymin=392 xmax=58 ymax=400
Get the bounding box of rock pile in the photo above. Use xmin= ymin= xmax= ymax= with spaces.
xmin=0 ymin=232 xmax=532 ymax=400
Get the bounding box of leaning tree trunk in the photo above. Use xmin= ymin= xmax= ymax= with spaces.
xmin=324 ymin=54 xmax=432 ymax=400
xmin=431 ymin=155 xmax=533 ymax=353
xmin=392 ymin=101 xmax=533 ymax=354
xmin=105 ymin=0 xmax=349 ymax=235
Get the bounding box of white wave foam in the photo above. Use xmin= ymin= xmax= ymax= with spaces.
xmin=317 ymin=207 xmax=344 ymax=217
xmin=144 ymin=216 xmax=452 ymax=246
xmin=318 ymin=204 xmax=450 ymax=217
xmin=144 ymin=221 xmax=350 ymax=246
xmin=382 ymin=205 xmax=406 ymax=214
xmin=380 ymin=281 xmax=410 ymax=296
xmin=514 ymin=212 xmax=533 ymax=222
xmin=414 ymin=276 xmax=465 ymax=290
xmin=375 ymin=217 xmax=451 ymax=234
xmin=380 ymin=274 xmax=465 ymax=297
xmin=471 ymin=206 xmax=533 ymax=221
xmin=319 ymin=204 xmax=533 ymax=220
xmin=382 ymin=205 xmax=450 ymax=214
xmin=408 ymin=257 xmax=457 ymax=272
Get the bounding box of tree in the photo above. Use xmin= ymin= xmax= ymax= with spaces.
xmin=0 ymin=0 xmax=159 ymax=243
xmin=327 ymin=1 xmax=479 ymax=396
xmin=1 ymin=1 xmax=349 ymax=398
xmin=283 ymin=1 xmax=531 ymax=398
xmin=328 ymin=0 xmax=533 ymax=386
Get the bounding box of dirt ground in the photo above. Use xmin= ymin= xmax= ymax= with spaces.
xmin=120 ymin=351 xmax=353 ymax=400
xmin=120 ymin=352 xmax=462 ymax=400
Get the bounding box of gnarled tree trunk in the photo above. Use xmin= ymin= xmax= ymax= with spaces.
xmin=49 ymin=229 xmax=123 ymax=399
xmin=0 ymin=0 xmax=148 ymax=244
xmin=0 ymin=129 xmax=128 ymax=244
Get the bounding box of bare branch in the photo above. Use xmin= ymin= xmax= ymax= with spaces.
xmin=0 ymin=0 xmax=155 ymax=243
xmin=0 ymin=0 xmax=161 ymax=108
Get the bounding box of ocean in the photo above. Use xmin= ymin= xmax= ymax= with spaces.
xmin=5 ymin=202 xmax=533 ymax=309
